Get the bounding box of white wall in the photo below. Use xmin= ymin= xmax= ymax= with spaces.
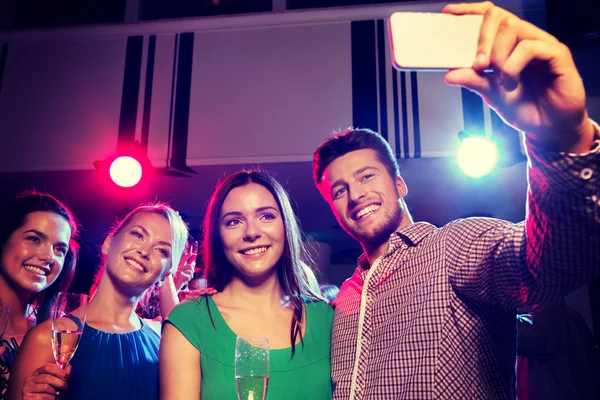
xmin=0 ymin=0 xmax=544 ymax=173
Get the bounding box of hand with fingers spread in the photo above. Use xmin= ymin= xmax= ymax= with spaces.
xmin=173 ymin=241 xmax=198 ymax=292
xmin=22 ymin=363 xmax=71 ymax=400
xmin=443 ymin=1 xmax=596 ymax=154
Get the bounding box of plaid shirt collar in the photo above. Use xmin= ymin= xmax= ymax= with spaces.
xmin=356 ymin=221 xmax=438 ymax=275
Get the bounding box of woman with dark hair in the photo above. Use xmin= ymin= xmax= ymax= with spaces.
xmin=8 ymin=203 xmax=189 ymax=400
xmin=0 ymin=191 xmax=78 ymax=400
xmin=160 ymin=170 xmax=333 ymax=399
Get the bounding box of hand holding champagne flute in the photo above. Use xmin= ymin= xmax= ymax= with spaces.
xmin=235 ymin=336 xmax=269 ymax=400
xmin=51 ymin=292 xmax=89 ymax=370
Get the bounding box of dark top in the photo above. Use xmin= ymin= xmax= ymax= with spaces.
xmin=63 ymin=319 xmax=160 ymax=400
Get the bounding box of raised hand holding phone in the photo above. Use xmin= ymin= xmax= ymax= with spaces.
xmin=389 ymin=2 xmax=594 ymax=153
xmin=442 ymin=2 xmax=594 ymax=153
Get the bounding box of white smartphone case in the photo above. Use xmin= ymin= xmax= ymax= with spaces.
xmin=388 ymin=12 xmax=483 ymax=71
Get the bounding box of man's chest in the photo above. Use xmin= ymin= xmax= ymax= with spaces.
xmin=331 ymin=260 xmax=449 ymax=360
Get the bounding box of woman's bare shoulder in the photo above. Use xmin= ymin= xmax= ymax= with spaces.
xmin=20 ymin=318 xmax=53 ymax=348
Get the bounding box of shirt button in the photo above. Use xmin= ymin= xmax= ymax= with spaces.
xmin=580 ymin=168 xmax=593 ymax=180
xmin=402 ymin=244 xmax=408 ymax=249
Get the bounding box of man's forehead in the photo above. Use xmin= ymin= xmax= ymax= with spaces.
xmin=322 ymin=149 xmax=379 ymax=184
xmin=321 ymin=166 xmax=335 ymax=185
xmin=24 ymin=211 xmax=71 ymax=232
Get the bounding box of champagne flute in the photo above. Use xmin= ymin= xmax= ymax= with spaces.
xmin=51 ymin=292 xmax=89 ymax=369
xmin=235 ymin=336 xmax=269 ymax=400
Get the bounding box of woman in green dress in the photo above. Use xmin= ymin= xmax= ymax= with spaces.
xmin=160 ymin=170 xmax=333 ymax=400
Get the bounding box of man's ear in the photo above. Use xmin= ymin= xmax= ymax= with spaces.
xmin=101 ymin=235 xmax=113 ymax=256
xmin=395 ymin=175 xmax=408 ymax=198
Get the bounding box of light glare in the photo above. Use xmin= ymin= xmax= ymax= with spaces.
xmin=457 ymin=136 xmax=498 ymax=178
xmin=109 ymin=156 xmax=143 ymax=187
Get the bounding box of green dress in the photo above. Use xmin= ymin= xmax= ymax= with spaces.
xmin=166 ymin=296 xmax=333 ymax=400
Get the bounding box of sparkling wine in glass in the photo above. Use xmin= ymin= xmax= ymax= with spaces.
xmin=235 ymin=336 xmax=269 ymax=400
xmin=51 ymin=292 xmax=89 ymax=369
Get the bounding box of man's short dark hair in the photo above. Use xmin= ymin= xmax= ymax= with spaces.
xmin=312 ymin=128 xmax=400 ymax=186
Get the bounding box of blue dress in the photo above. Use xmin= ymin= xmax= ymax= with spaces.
xmin=63 ymin=319 xmax=160 ymax=400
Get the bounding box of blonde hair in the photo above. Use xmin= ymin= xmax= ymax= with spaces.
xmin=91 ymin=203 xmax=189 ymax=296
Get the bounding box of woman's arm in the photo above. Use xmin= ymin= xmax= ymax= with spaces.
xmin=159 ymin=323 xmax=201 ymax=399
xmin=7 ymin=320 xmax=70 ymax=400
xmin=158 ymin=246 xmax=197 ymax=318
xmin=158 ymin=275 xmax=180 ymax=319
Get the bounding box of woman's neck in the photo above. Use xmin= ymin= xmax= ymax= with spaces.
xmin=0 ymin=275 xmax=34 ymax=335
xmin=86 ymin=278 xmax=141 ymax=328
xmin=220 ymin=273 xmax=287 ymax=312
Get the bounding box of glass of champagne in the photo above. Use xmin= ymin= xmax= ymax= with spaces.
xmin=235 ymin=336 xmax=269 ymax=400
xmin=51 ymin=292 xmax=89 ymax=369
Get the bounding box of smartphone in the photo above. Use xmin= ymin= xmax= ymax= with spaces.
xmin=388 ymin=12 xmax=483 ymax=71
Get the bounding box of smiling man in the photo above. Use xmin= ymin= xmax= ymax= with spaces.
xmin=312 ymin=2 xmax=600 ymax=399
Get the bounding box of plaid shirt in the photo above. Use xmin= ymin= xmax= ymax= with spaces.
xmin=331 ymin=124 xmax=600 ymax=400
